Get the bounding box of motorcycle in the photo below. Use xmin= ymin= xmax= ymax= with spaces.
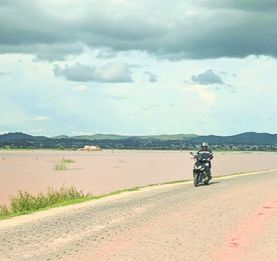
xmin=190 ymin=152 xmax=211 ymax=187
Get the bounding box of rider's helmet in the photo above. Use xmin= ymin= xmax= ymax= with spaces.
xmin=201 ymin=142 xmax=208 ymax=150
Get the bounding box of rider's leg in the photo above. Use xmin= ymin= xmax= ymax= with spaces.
xmin=206 ymin=167 xmax=212 ymax=180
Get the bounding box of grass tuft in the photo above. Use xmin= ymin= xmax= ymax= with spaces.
xmin=62 ymin=159 xmax=75 ymax=163
xmin=0 ymin=205 xmax=9 ymax=217
xmin=0 ymin=179 xmax=190 ymax=220
xmin=0 ymin=186 xmax=143 ymax=220
xmin=54 ymin=158 xmax=75 ymax=171
xmin=54 ymin=160 xmax=66 ymax=170
xmin=0 ymin=186 xmax=88 ymax=219
xmin=1 ymin=169 xmax=275 ymax=221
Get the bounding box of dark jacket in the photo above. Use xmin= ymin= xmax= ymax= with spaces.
xmin=195 ymin=149 xmax=213 ymax=167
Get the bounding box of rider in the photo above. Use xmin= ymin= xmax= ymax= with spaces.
xmin=194 ymin=142 xmax=213 ymax=180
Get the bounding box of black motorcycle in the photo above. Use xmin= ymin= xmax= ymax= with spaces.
xmin=190 ymin=152 xmax=211 ymax=187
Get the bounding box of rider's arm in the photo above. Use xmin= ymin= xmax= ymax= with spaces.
xmin=194 ymin=151 xmax=200 ymax=160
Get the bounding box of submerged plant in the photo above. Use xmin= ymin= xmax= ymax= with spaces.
xmin=54 ymin=158 xmax=75 ymax=171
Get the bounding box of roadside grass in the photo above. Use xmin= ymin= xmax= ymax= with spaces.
xmin=0 ymin=186 xmax=89 ymax=219
xmin=54 ymin=158 xmax=75 ymax=171
xmin=1 ymin=169 xmax=275 ymax=220
xmin=0 ymin=186 xmax=142 ymax=220
xmin=0 ymin=181 xmax=185 ymax=220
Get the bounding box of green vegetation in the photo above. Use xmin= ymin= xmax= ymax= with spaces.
xmin=74 ymin=134 xmax=127 ymax=140
xmin=0 ymin=186 xmax=142 ymax=220
xmin=0 ymin=169 xmax=272 ymax=220
xmin=0 ymin=179 xmax=192 ymax=220
xmin=0 ymin=205 xmax=9 ymax=217
xmin=1 ymin=132 xmax=277 ymax=151
xmin=0 ymin=186 xmax=88 ymax=219
xmin=73 ymin=133 xmax=198 ymax=141
xmin=55 ymin=160 xmax=66 ymax=170
xmin=140 ymin=134 xmax=198 ymax=141
xmin=54 ymin=158 xmax=75 ymax=171
xmin=62 ymin=158 xmax=75 ymax=163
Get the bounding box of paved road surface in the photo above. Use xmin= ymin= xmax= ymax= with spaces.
xmin=0 ymin=171 xmax=276 ymax=261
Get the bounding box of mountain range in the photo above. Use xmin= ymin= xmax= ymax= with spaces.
xmin=0 ymin=132 xmax=277 ymax=149
xmin=52 ymin=132 xmax=277 ymax=144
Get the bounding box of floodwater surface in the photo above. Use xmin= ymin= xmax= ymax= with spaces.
xmin=0 ymin=150 xmax=277 ymax=205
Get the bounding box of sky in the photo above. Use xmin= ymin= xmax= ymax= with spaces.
xmin=0 ymin=0 xmax=276 ymax=136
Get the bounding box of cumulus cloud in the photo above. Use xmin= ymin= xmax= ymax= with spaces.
xmin=53 ymin=62 xmax=133 ymax=83
xmin=54 ymin=64 xmax=96 ymax=82
xmin=1 ymin=1 xmax=277 ymax=60
xmin=191 ymin=69 xmax=223 ymax=85
xmin=144 ymin=71 xmax=158 ymax=83
xmin=0 ymin=43 xmax=84 ymax=61
xmin=95 ymin=48 xmax=117 ymax=59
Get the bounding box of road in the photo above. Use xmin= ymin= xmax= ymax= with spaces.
xmin=0 ymin=170 xmax=276 ymax=261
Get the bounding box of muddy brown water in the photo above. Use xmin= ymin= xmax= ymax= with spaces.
xmin=0 ymin=150 xmax=277 ymax=205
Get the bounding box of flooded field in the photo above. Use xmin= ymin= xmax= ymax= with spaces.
xmin=1 ymin=150 xmax=277 ymax=205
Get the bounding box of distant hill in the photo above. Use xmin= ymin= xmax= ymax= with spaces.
xmin=189 ymin=132 xmax=277 ymax=145
xmin=52 ymin=135 xmax=69 ymax=139
xmin=0 ymin=132 xmax=48 ymax=142
xmin=0 ymin=132 xmax=276 ymax=150
xmin=73 ymin=134 xmax=128 ymax=140
xmin=138 ymin=134 xmax=198 ymax=140
xmin=72 ymin=134 xmax=198 ymax=141
xmin=55 ymin=132 xmax=277 ymax=144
